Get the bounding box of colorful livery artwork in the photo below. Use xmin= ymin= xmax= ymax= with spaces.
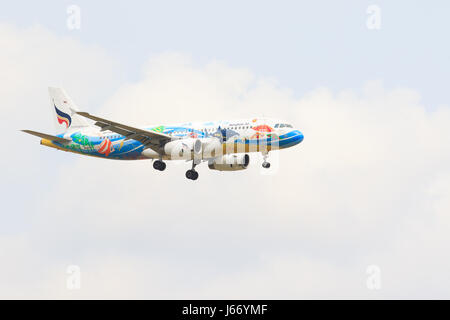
xmin=23 ymin=87 xmax=304 ymax=180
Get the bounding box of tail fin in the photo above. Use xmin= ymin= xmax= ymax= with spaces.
xmin=48 ymin=87 xmax=90 ymax=134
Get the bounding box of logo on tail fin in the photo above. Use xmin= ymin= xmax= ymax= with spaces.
xmin=54 ymin=103 xmax=72 ymax=128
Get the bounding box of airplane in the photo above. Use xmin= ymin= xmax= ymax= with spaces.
xmin=22 ymin=87 xmax=304 ymax=180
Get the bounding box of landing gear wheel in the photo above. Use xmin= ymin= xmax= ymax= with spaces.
xmin=262 ymin=162 xmax=271 ymax=169
xmin=186 ymin=169 xmax=199 ymax=180
xmin=262 ymin=151 xmax=270 ymax=169
xmin=153 ymin=160 xmax=166 ymax=171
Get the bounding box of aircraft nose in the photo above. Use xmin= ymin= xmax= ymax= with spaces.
xmin=296 ymin=130 xmax=304 ymax=143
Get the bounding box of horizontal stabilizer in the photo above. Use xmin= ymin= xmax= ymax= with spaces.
xmin=21 ymin=130 xmax=71 ymax=143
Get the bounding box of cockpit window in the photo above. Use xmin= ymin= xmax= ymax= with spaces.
xmin=285 ymin=124 xmax=293 ymax=128
xmin=275 ymin=124 xmax=279 ymax=128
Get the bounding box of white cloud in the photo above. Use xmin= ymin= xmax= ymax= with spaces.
xmin=0 ymin=24 xmax=120 ymax=183
xmin=1 ymin=25 xmax=450 ymax=299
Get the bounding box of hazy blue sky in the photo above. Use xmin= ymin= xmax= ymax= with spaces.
xmin=2 ymin=0 xmax=449 ymax=106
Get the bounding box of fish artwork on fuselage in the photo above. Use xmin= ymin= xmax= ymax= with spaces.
xmin=23 ymin=87 xmax=305 ymax=180
xmin=97 ymin=138 xmax=114 ymax=157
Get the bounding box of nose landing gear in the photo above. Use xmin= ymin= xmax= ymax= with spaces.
xmin=262 ymin=161 xmax=271 ymax=169
xmin=262 ymin=151 xmax=270 ymax=169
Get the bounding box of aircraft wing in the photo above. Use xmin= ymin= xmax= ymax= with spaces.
xmin=22 ymin=130 xmax=71 ymax=143
xmin=76 ymin=112 xmax=171 ymax=151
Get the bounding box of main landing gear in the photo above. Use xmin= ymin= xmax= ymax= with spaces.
xmin=153 ymin=158 xmax=199 ymax=180
xmin=153 ymin=160 xmax=166 ymax=171
xmin=186 ymin=160 xmax=199 ymax=180
xmin=185 ymin=169 xmax=199 ymax=180
xmin=262 ymin=152 xmax=271 ymax=169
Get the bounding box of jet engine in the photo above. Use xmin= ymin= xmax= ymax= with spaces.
xmin=164 ymin=138 xmax=202 ymax=159
xmin=208 ymin=154 xmax=250 ymax=171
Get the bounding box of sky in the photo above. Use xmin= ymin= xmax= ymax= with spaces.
xmin=1 ymin=0 xmax=450 ymax=299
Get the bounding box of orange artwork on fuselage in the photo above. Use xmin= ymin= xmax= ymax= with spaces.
xmin=98 ymin=138 xmax=113 ymax=157
xmin=251 ymin=124 xmax=274 ymax=139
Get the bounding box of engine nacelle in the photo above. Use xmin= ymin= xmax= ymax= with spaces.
xmin=164 ymin=138 xmax=202 ymax=159
xmin=208 ymin=154 xmax=250 ymax=171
